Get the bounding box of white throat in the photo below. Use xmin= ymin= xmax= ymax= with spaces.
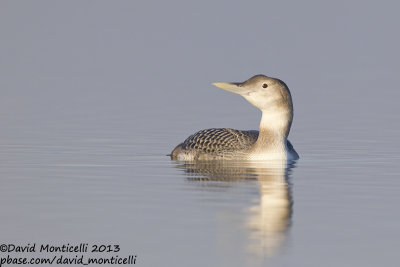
xmin=248 ymin=110 xmax=292 ymax=160
xmin=259 ymin=110 xmax=291 ymax=138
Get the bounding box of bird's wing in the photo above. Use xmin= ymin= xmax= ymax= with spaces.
xmin=181 ymin=128 xmax=259 ymax=153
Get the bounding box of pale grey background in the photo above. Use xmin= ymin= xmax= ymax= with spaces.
xmin=1 ymin=1 xmax=399 ymax=266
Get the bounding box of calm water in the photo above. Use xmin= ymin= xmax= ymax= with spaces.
xmin=2 ymin=1 xmax=400 ymax=266
xmin=0 ymin=99 xmax=399 ymax=267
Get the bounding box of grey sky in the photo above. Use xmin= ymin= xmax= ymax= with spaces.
xmin=1 ymin=1 xmax=399 ymax=132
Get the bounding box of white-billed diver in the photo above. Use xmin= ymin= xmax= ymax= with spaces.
xmin=170 ymin=74 xmax=299 ymax=161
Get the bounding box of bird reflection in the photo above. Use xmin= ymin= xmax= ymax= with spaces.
xmin=173 ymin=159 xmax=295 ymax=258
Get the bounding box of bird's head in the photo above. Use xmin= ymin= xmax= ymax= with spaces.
xmin=213 ymin=75 xmax=293 ymax=114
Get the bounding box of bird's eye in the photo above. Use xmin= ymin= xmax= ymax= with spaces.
xmin=262 ymin=83 xmax=268 ymax=88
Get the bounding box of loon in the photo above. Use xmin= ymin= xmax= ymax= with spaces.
xmin=170 ymin=74 xmax=299 ymax=161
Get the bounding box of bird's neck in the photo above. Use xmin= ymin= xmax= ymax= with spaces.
xmin=250 ymin=110 xmax=293 ymax=156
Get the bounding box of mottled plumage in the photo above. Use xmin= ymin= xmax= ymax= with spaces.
xmin=171 ymin=128 xmax=258 ymax=159
xmin=183 ymin=128 xmax=258 ymax=152
xmin=171 ymin=128 xmax=297 ymax=160
xmin=171 ymin=128 xmax=258 ymax=160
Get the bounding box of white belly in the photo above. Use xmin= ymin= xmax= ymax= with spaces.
xmin=247 ymin=150 xmax=288 ymax=161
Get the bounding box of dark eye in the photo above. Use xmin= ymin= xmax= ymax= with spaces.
xmin=262 ymin=83 xmax=268 ymax=88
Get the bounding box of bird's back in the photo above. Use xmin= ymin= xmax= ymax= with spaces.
xmin=171 ymin=128 xmax=259 ymax=160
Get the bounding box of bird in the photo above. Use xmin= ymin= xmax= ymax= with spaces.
xmin=170 ymin=74 xmax=299 ymax=161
